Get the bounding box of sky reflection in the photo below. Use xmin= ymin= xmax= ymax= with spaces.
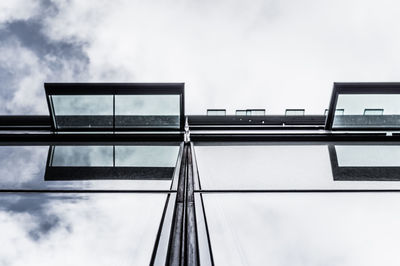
xmin=0 ymin=193 xmax=166 ymax=266
xmin=0 ymin=146 xmax=178 ymax=190
xmin=195 ymin=144 xmax=400 ymax=190
xmin=203 ymin=193 xmax=400 ymax=266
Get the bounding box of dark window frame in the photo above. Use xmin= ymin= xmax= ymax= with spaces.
xmin=45 ymin=83 xmax=185 ymax=132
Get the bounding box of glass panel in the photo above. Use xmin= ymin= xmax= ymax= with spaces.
xmin=195 ymin=143 xmax=400 ymax=190
xmin=336 ymin=146 xmax=400 ymax=167
xmin=364 ymin=108 xmax=384 ymax=115
xmin=207 ymin=109 xmax=226 ymax=116
xmin=333 ymin=94 xmax=400 ymax=129
xmin=52 ymin=146 xmax=113 ymax=166
xmin=0 ymin=193 xmax=166 ymax=265
xmin=235 ymin=110 xmax=246 ymax=115
xmin=115 ymin=146 xmax=179 ymax=167
xmin=285 ymin=109 xmax=305 ymax=116
xmin=330 ymin=145 xmax=400 ymax=181
xmin=115 ymin=95 xmax=180 ymax=128
xmin=202 ymin=193 xmax=400 ymax=266
xmin=51 ymin=95 xmax=113 ymax=129
xmin=0 ymin=145 xmax=179 ymax=190
xmin=326 ymin=109 xmax=345 ymax=116
xmin=246 ymin=109 xmax=265 ymax=116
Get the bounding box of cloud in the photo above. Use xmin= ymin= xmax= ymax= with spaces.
xmin=0 ymin=193 xmax=166 ymax=266
xmin=0 ymin=0 xmax=41 ymax=25
xmin=203 ymin=193 xmax=400 ymax=266
xmin=0 ymin=1 xmax=89 ymax=114
xmin=2 ymin=0 xmax=400 ymax=114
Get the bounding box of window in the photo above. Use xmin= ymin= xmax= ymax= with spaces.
xmin=194 ymin=143 xmax=400 ymax=190
xmin=45 ymin=83 xmax=185 ymax=131
xmin=326 ymin=83 xmax=400 ymax=130
xmin=0 ymin=193 xmax=168 ymax=265
xmin=200 ymin=193 xmax=400 ymax=266
xmin=207 ymin=109 xmax=226 ymax=116
xmin=285 ymin=109 xmax=305 ymax=116
xmin=0 ymin=144 xmax=181 ymax=190
xmin=246 ymin=109 xmax=265 ymax=116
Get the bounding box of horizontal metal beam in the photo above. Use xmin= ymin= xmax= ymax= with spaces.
xmin=0 ymin=132 xmax=184 ymax=142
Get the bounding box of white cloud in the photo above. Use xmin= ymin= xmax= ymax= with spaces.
xmin=1 ymin=0 xmax=400 ymax=114
xmin=0 ymin=39 xmax=49 ymax=114
xmin=0 ymin=193 xmax=166 ymax=266
xmin=40 ymin=0 xmax=400 ymax=115
xmin=0 ymin=0 xmax=40 ymax=25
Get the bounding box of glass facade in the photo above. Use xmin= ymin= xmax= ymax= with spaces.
xmin=194 ymin=143 xmax=400 ymax=190
xmin=0 ymin=193 xmax=167 ymax=265
xmin=0 ymin=144 xmax=180 ymax=190
xmin=201 ymin=193 xmax=400 ymax=266
xmin=2 ymin=82 xmax=400 ymax=265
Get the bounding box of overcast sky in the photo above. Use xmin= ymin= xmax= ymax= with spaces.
xmin=1 ymin=0 xmax=400 ymax=115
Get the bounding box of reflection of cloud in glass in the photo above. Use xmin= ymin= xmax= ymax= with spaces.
xmin=195 ymin=145 xmax=400 ymax=190
xmin=115 ymin=95 xmax=180 ymax=115
xmin=116 ymin=146 xmax=179 ymax=167
xmin=336 ymin=145 xmax=400 ymax=167
xmin=0 ymin=146 xmax=47 ymax=186
xmin=203 ymin=193 xmax=400 ymax=266
xmin=52 ymin=95 xmax=113 ymax=116
xmin=52 ymin=146 xmax=113 ymax=166
xmin=336 ymin=94 xmax=400 ymax=115
xmin=0 ymin=193 xmax=166 ymax=265
xmin=0 ymin=146 xmax=174 ymax=190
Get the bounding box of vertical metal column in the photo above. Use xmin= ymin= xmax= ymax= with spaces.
xmin=166 ymin=143 xmax=200 ymax=266
xmin=185 ymin=145 xmax=199 ymax=265
xmin=167 ymin=145 xmax=187 ymax=266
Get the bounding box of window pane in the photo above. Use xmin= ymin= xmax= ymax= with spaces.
xmin=333 ymin=94 xmax=400 ymax=129
xmin=115 ymin=95 xmax=180 ymax=128
xmin=207 ymin=109 xmax=226 ymax=116
xmin=245 ymin=109 xmax=265 ymax=116
xmin=115 ymin=146 xmax=179 ymax=167
xmin=336 ymin=145 xmax=400 ymax=167
xmin=52 ymin=146 xmax=113 ymax=166
xmin=51 ymin=95 xmax=113 ymax=129
xmin=285 ymin=109 xmax=305 ymax=116
xmin=0 ymin=193 xmax=166 ymax=265
xmin=0 ymin=146 xmax=179 ymax=190
xmin=195 ymin=143 xmax=400 ymax=190
xmin=202 ymin=193 xmax=400 ymax=266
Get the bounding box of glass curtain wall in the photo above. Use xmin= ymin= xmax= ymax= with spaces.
xmin=193 ymin=142 xmax=400 ymax=266
xmin=0 ymin=143 xmax=182 ymax=265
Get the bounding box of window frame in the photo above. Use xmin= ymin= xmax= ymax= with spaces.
xmin=45 ymin=83 xmax=185 ymax=132
xmin=325 ymin=82 xmax=400 ymax=130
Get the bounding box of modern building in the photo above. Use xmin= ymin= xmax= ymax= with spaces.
xmin=1 ymin=82 xmax=400 ymax=265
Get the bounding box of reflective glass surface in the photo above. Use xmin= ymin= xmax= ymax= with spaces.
xmin=335 ymin=145 xmax=400 ymax=167
xmin=202 ymin=193 xmax=400 ymax=266
xmin=195 ymin=143 xmax=400 ymax=190
xmin=115 ymin=146 xmax=179 ymax=167
xmin=285 ymin=109 xmax=305 ymax=116
xmin=0 ymin=145 xmax=180 ymax=190
xmin=246 ymin=109 xmax=265 ymax=116
xmin=52 ymin=146 xmax=113 ymax=166
xmin=207 ymin=110 xmax=226 ymax=116
xmin=115 ymin=95 xmax=181 ymax=129
xmin=332 ymin=94 xmax=400 ymax=129
xmin=51 ymin=95 xmax=114 ymax=129
xmin=0 ymin=193 xmax=166 ymax=265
